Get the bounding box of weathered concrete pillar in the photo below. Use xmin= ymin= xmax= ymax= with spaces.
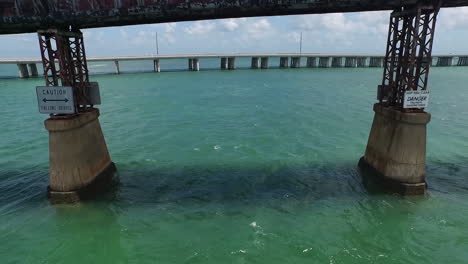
xmin=306 ymin=57 xmax=317 ymax=68
xmin=114 ymin=60 xmax=120 ymax=74
xmin=192 ymin=58 xmax=200 ymax=71
xmin=291 ymin=57 xmax=301 ymax=68
xmin=261 ymin=57 xmax=269 ymax=69
xmin=17 ymin=63 xmax=29 ymax=78
xmin=251 ymin=57 xmax=260 ymax=69
xmin=220 ymin=57 xmax=228 ymax=70
xmin=279 ymin=57 xmax=289 ymax=68
xmin=458 ymin=56 xmax=468 ymax=66
xmin=153 ymin=59 xmax=160 ymax=72
xmin=188 ymin=58 xmax=193 ymax=71
xmin=369 ymin=57 xmax=383 ymax=67
xmin=332 ymin=57 xmax=344 ymax=67
xmin=46 ymin=109 xmax=115 ymax=203
xmin=228 ymin=57 xmax=236 ymax=70
xmin=359 ymin=103 xmax=431 ymax=195
xmin=345 ymin=57 xmax=358 ymax=67
xmin=357 ymin=57 xmax=368 ymax=67
xmin=28 ymin=63 xmax=38 ymax=77
xmin=319 ymin=57 xmax=331 ymax=68
xmin=437 ymin=57 xmax=453 ymax=66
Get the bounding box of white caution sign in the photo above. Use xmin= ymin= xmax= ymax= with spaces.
xmin=36 ymin=86 xmax=75 ymax=114
xmin=403 ymin=90 xmax=430 ymax=109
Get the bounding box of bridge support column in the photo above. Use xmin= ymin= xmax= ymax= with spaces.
xmin=46 ymin=109 xmax=115 ymax=202
xmin=291 ymin=57 xmax=301 ymax=68
xmin=306 ymin=57 xmax=317 ymax=68
xmin=369 ymin=57 xmax=383 ymax=67
xmin=17 ymin=63 xmax=29 ymax=78
xmin=220 ymin=57 xmax=227 ymax=69
xmin=251 ymin=57 xmax=260 ymax=69
xmin=154 ymin=59 xmax=160 ymax=72
xmin=357 ymin=57 xmax=367 ymax=67
xmin=359 ymin=5 xmax=439 ymax=195
xmin=345 ymin=57 xmax=357 ymax=67
xmin=114 ymin=60 xmax=120 ymax=74
xmin=332 ymin=57 xmax=344 ymax=67
xmin=319 ymin=57 xmax=331 ymax=68
xmin=437 ymin=56 xmax=453 ymax=66
xmin=228 ymin=57 xmax=236 ymax=70
xmin=280 ymin=57 xmax=289 ymax=68
xmin=28 ymin=63 xmax=38 ymax=77
xmin=188 ymin=58 xmax=193 ymax=71
xmin=261 ymin=57 xmax=269 ymax=69
xmin=38 ymin=28 xmax=115 ymax=203
xmin=359 ymin=104 xmax=430 ymax=194
xmin=458 ymin=56 xmax=468 ymax=66
xmin=192 ymin=58 xmax=200 ymax=71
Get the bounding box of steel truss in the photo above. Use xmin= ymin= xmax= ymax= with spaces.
xmin=380 ymin=3 xmax=440 ymax=109
xmin=38 ymin=28 xmax=91 ymax=113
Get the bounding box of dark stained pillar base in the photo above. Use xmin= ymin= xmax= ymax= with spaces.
xmin=358 ymin=157 xmax=426 ymax=195
xmin=48 ymin=162 xmax=117 ymax=204
xmin=359 ymin=103 xmax=431 ymax=195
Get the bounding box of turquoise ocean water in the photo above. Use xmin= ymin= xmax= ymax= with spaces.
xmin=1 ymin=61 xmax=468 ymax=263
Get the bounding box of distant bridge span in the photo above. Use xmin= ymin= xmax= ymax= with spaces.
xmin=1 ymin=0 xmax=468 ymax=34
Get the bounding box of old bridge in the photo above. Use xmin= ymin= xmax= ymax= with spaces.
xmin=1 ymin=0 xmax=467 ymax=202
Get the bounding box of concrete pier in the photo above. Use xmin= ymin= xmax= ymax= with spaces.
xmin=306 ymin=57 xmax=317 ymax=68
xmin=345 ymin=57 xmax=358 ymax=67
xmin=220 ymin=57 xmax=228 ymax=69
xmin=188 ymin=58 xmax=193 ymax=71
xmin=359 ymin=103 xmax=431 ymax=195
xmin=153 ymin=59 xmax=160 ymax=72
xmin=332 ymin=57 xmax=344 ymax=67
xmin=251 ymin=57 xmax=260 ymax=69
xmin=291 ymin=57 xmax=301 ymax=68
xmin=357 ymin=57 xmax=368 ymax=67
xmin=28 ymin=63 xmax=38 ymax=77
xmin=17 ymin=63 xmax=29 ymax=78
xmin=114 ymin=60 xmax=120 ymax=74
xmin=370 ymin=57 xmax=383 ymax=67
xmin=228 ymin=57 xmax=236 ymax=70
xmin=458 ymin=56 xmax=468 ymax=66
xmin=437 ymin=57 xmax=453 ymax=66
xmin=319 ymin=57 xmax=331 ymax=68
xmin=280 ymin=57 xmax=289 ymax=68
xmin=46 ymin=108 xmax=115 ymax=203
xmin=192 ymin=58 xmax=200 ymax=71
xmin=261 ymin=57 xmax=269 ymax=69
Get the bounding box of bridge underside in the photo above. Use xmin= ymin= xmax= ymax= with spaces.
xmin=3 ymin=2 xmax=459 ymax=201
xmin=1 ymin=0 xmax=468 ymax=34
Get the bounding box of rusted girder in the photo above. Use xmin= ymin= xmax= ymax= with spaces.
xmin=0 ymin=0 xmax=467 ymax=34
xmin=38 ymin=28 xmax=92 ymax=112
xmin=378 ymin=3 xmax=439 ymax=109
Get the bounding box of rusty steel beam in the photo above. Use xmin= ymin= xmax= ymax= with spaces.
xmin=379 ymin=3 xmax=439 ymax=109
xmin=0 ymin=0 xmax=467 ymax=34
xmin=38 ymin=28 xmax=92 ymax=112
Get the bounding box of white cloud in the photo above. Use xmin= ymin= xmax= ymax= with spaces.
xmin=184 ymin=21 xmax=216 ymax=35
xmin=296 ymin=11 xmax=388 ymax=35
xmin=3 ymin=8 xmax=468 ymax=58
xmin=286 ymin=32 xmax=301 ymax=43
xmin=439 ymin=7 xmax=468 ymax=30
xmin=248 ymin=19 xmax=271 ymax=34
xmin=119 ymin=29 xmax=128 ymax=38
xmin=165 ymin=23 xmax=177 ymax=33
xmin=220 ymin=19 xmax=240 ymax=31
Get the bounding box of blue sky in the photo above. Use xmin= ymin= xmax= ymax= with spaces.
xmin=0 ymin=7 xmax=467 ymax=58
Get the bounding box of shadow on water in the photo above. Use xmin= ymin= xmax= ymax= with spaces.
xmin=1 ymin=160 xmax=468 ymax=208
xmin=113 ymin=162 xmax=371 ymax=205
